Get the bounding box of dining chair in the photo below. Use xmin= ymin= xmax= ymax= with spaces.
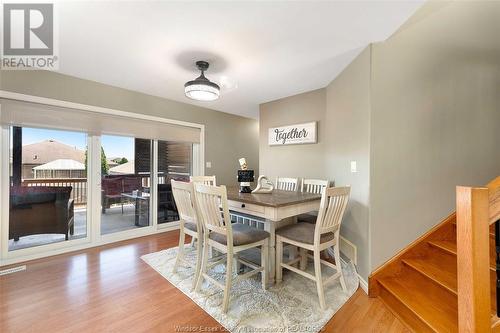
xmin=276 ymin=186 xmax=350 ymax=310
xmin=275 ymin=177 xmax=299 ymax=191
xmin=188 ymin=176 xmax=216 ymax=247
xmin=193 ymin=183 xmax=270 ymax=313
xmin=298 ymin=179 xmax=329 ymax=224
xmin=190 ymin=175 xmax=216 ymax=186
xmin=171 ymin=180 xmax=202 ymax=289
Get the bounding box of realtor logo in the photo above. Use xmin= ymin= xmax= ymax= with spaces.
xmin=2 ymin=3 xmax=58 ymax=69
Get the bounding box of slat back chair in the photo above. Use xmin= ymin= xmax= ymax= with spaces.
xmin=297 ymin=178 xmax=330 ymax=228
xmin=194 ymin=183 xmax=231 ymax=239
xmin=276 ymin=186 xmax=350 ymax=310
xmin=315 ymin=186 xmax=350 ymax=240
xmin=276 ymin=177 xmax=299 ymax=191
xmin=193 ymin=183 xmax=269 ymax=313
xmin=190 ymin=175 xmax=216 ymax=186
xmin=171 ymin=180 xmax=202 ymax=289
xmin=301 ymin=179 xmax=329 ymax=194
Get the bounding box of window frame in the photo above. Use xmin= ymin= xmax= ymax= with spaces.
xmin=0 ymin=91 xmax=205 ymax=266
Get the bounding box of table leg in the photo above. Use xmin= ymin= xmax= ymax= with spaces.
xmin=263 ymin=220 xmax=276 ymax=285
xmin=289 ymin=216 xmax=299 ymax=265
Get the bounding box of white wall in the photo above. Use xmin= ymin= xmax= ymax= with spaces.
xmin=258 ymin=1 xmax=500 ymax=280
xmin=369 ymin=1 xmax=500 ymax=270
xmin=325 ymin=46 xmax=372 ymax=279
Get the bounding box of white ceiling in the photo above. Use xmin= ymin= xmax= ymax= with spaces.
xmin=56 ymin=1 xmax=424 ymax=119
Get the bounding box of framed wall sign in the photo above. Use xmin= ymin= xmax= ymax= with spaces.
xmin=268 ymin=121 xmax=317 ymax=146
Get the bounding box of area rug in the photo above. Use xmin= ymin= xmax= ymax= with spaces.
xmin=141 ymin=246 xmax=359 ymax=333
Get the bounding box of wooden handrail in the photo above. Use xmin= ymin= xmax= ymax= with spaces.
xmin=457 ymin=176 xmax=500 ymax=332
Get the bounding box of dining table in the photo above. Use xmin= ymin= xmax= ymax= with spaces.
xmin=226 ymin=186 xmax=322 ymax=284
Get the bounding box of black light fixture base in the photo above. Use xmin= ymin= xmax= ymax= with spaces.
xmin=196 ymin=61 xmax=210 ymax=71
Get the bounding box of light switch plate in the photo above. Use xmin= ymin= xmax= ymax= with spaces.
xmin=206 ymin=161 xmax=212 ymax=168
xmin=350 ymin=161 xmax=357 ymax=173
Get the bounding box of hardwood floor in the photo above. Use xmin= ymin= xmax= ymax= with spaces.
xmin=0 ymin=231 xmax=407 ymax=333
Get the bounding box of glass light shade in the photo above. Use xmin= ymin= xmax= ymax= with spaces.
xmin=185 ymin=83 xmax=220 ymax=101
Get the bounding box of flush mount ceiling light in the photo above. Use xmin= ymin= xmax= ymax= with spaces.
xmin=184 ymin=61 xmax=220 ymax=101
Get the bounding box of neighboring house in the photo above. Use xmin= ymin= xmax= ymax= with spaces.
xmin=108 ymin=160 xmax=134 ymax=175
xmin=32 ymin=159 xmax=86 ymax=179
xmin=20 ymin=140 xmax=85 ymax=179
xmin=107 ymin=158 xmax=120 ymax=169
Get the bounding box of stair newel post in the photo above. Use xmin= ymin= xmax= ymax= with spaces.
xmin=456 ymin=186 xmax=491 ymax=333
xmin=496 ymin=219 xmax=500 ymax=318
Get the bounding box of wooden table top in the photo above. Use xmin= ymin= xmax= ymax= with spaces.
xmin=226 ymin=186 xmax=322 ymax=208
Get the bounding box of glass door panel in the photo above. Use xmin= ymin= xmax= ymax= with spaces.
xmin=100 ymin=135 xmax=152 ymax=235
xmin=8 ymin=126 xmax=88 ymax=251
xmin=157 ymin=141 xmax=193 ymax=224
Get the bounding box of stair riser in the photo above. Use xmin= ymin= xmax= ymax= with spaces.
xmin=379 ymin=284 xmax=435 ymax=333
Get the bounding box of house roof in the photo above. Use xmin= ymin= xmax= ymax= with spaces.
xmin=109 ymin=160 xmax=134 ymax=175
xmin=22 ymin=140 xmax=85 ymax=165
xmin=33 ymin=159 xmax=85 ymax=171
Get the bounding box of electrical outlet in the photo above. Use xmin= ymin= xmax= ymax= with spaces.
xmin=206 ymin=161 xmax=212 ymax=168
xmin=350 ymin=161 xmax=357 ymax=173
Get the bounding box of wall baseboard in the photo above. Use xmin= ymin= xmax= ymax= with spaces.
xmin=358 ymin=274 xmax=368 ymax=294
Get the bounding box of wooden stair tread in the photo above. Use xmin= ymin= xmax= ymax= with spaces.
xmin=427 ymin=239 xmax=496 ymax=271
xmin=403 ymin=257 xmax=457 ymax=295
xmin=428 ymin=240 xmax=457 ymax=255
xmin=378 ymin=272 xmax=458 ymax=332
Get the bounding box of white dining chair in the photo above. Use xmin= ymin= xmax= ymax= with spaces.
xmin=301 ymin=178 xmax=329 ymax=194
xmin=275 ymin=177 xmax=299 ymax=191
xmin=171 ymin=180 xmax=202 ymax=289
xmin=276 ymin=186 xmax=350 ymax=310
xmin=298 ymin=178 xmax=332 ymax=260
xmin=188 ymin=176 xmax=217 ymax=247
xmin=194 ymin=183 xmax=270 ymax=313
xmin=190 ymin=175 xmax=216 ymax=186
xmin=298 ymin=179 xmax=329 ymax=224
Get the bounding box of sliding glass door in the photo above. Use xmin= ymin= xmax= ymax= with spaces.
xmin=7 ymin=126 xmax=88 ymax=251
xmin=157 ymin=140 xmax=193 ymax=225
xmin=100 ymin=135 xmax=152 ymax=235
xmin=0 ymin=95 xmax=203 ymax=264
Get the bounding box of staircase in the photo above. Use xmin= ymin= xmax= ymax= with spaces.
xmin=369 ymin=177 xmax=500 ymax=333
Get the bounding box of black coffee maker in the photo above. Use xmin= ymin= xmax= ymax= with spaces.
xmin=237 ymin=170 xmax=254 ymax=193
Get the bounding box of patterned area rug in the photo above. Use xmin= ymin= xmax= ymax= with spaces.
xmin=141 ymin=246 xmax=358 ymax=333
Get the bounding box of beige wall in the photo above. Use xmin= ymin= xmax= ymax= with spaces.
xmin=325 ymin=47 xmax=372 ymax=279
xmin=369 ymin=1 xmax=500 ymax=270
xmin=258 ymin=77 xmax=372 ymax=279
xmin=259 ymin=89 xmax=326 ymax=180
xmin=0 ymin=70 xmax=259 ymax=186
xmin=259 ymin=1 xmax=500 ymax=280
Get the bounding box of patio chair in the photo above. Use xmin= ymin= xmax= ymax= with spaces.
xmin=9 ymin=186 xmax=74 ymax=241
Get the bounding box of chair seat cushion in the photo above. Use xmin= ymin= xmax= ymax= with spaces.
xmin=276 ymin=222 xmax=335 ymax=245
xmin=209 ymin=223 xmax=269 ymax=246
xmin=184 ymin=222 xmax=197 ymax=232
xmin=297 ymin=213 xmax=317 ymax=224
